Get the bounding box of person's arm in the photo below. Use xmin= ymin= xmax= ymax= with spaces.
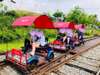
xmin=67 ymin=37 xmax=70 ymax=44
xmin=63 ymin=36 xmax=67 ymax=42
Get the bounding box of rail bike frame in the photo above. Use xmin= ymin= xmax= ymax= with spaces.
xmin=6 ymin=48 xmax=28 ymax=70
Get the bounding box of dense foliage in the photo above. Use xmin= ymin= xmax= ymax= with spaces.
xmin=66 ymin=6 xmax=98 ymax=25
xmin=0 ymin=3 xmax=34 ymax=43
xmin=52 ymin=10 xmax=65 ymax=21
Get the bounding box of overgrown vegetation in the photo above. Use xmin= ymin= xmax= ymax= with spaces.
xmin=0 ymin=4 xmax=100 ymax=52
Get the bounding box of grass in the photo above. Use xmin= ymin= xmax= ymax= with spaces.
xmin=0 ymin=38 xmax=55 ymax=53
xmin=0 ymin=37 xmax=56 ymax=53
xmin=0 ymin=39 xmax=24 ymax=53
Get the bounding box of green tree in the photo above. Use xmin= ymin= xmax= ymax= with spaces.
xmin=66 ymin=6 xmax=85 ymax=24
xmin=66 ymin=6 xmax=98 ymax=25
xmin=53 ymin=10 xmax=65 ymax=21
xmin=0 ymin=3 xmax=8 ymax=15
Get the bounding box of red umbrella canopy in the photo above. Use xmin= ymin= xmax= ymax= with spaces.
xmin=54 ymin=22 xmax=75 ymax=29
xmin=12 ymin=16 xmax=38 ymax=27
xmin=34 ymin=15 xmax=54 ymax=29
xmin=75 ymin=24 xmax=85 ymax=30
xmin=75 ymin=24 xmax=80 ymax=30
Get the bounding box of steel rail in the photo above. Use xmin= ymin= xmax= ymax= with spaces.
xmin=96 ymin=68 xmax=100 ymax=75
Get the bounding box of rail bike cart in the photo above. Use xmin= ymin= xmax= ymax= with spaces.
xmin=5 ymin=15 xmax=55 ymax=71
xmin=6 ymin=47 xmax=54 ymax=70
xmin=49 ymin=22 xmax=80 ymax=51
xmin=49 ymin=23 xmax=86 ymax=52
xmin=50 ymin=40 xmax=66 ymax=51
xmin=6 ymin=48 xmax=31 ymax=70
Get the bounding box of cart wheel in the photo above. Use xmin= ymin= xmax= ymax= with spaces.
xmin=66 ymin=45 xmax=70 ymax=50
xmin=65 ymin=48 xmax=69 ymax=52
xmin=24 ymin=70 xmax=30 ymax=75
xmin=27 ymin=64 xmax=36 ymax=71
xmin=27 ymin=64 xmax=31 ymax=71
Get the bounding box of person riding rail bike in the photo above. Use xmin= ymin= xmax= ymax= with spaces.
xmin=77 ymin=24 xmax=85 ymax=45
xmin=25 ymin=30 xmax=54 ymax=66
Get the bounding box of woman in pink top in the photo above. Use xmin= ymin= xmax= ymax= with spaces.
xmin=77 ymin=24 xmax=85 ymax=45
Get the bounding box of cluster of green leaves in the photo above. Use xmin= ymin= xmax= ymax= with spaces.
xmin=0 ymin=3 xmax=34 ymax=43
xmin=66 ymin=6 xmax=98 ymax=25
xmin=0 ymin=14 xmax=16 ymax=42
xmin=52 ymin=10 xmax=66 ymax=21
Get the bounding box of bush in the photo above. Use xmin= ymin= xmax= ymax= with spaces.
xmin=0 ymin=9 xmax=35 ymax=43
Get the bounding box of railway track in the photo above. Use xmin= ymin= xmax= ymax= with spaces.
xmin=96 ymin=68 xmax=100 ymax=75
xmin=0 ymin=37 xmax=100 ymax=75
xmin=29 ymin=37 xmax=100 ymax=75
xmin=0 ymin=60 xmax=24 ymax=75
xmin=0 ymin=60 xmax=9 ymax=75
xmin=51 ymin=45 xmax=100 ymax=75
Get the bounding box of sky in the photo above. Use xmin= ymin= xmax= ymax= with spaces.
xmin=2 ymin=0 xmax=100 ymax=20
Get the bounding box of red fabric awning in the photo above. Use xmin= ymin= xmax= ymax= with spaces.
xmin=75 ymin=24 xmax=85 ymax=30
xmin=12 ymin=16 xmax=37 ymax=27
xmin=53 ymin=22 xmax=76 ymax=29
xmin=51 ymin=40 xmax=63 ymax=45
xmin=12 ymin=15 xmax=76 ymax=30
xmin=34 ymin=15 xmax=54 ymax=29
